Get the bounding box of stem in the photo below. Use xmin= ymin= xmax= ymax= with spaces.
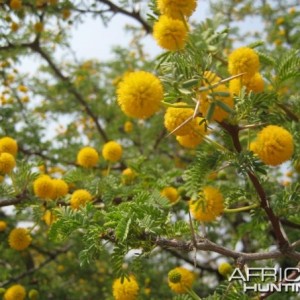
xmin=186 ymin=288 xmax=202 ymax=300
xmin=106 ymin=162 xmax=111 ymax=176
xmin=160 ymin=101 xmax=194 ymax=109
xmin=224 ymin=203 xmax=259 ymax=213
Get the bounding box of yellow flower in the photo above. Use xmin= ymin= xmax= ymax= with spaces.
xmin=153 ymin=16 xmax=188 ymax=51
xmin=70 ymin=189 xmax=92 ymax=210
xmin=190 ymin=186 xmax=224 ymax=222
xmin=164 ymin=102 xmax=198 ymax=136
xmin=122 ymin=168 xmax=136 ymax=184
xmin=276 ymin=17 xmax=285 ymax=25
xmin=176 ymin=117 xmax=207 ymax=148
xmin=8 ymin=228 xmax=32 ymax=251
xmin=4 ymin=284 xmax=26 ymax=300
xmin=77 ymin=146 xmax=99 ymax=168
xmin=124 ymin=121 xmax=133 ymax=133
xmin=168 ymin=267 xmax=195 ymax=294
xmin=18 ymin=85 xmax=28 ymax=93
xmin=102 ymin=141 xmax=122 ymax=162
xmin=51 ymin=179 xmax=69 ymax=199
xmin=112 ymin=275 xmax=139 ymax=300
xmin=34 ymin=22 xmax=44 ymax=33
xmin=0 ymin=220 xmax=7 ymax=232
xmin=11 ymin=22 xmax=19 ymax=32
xmin=157 ymin=0 xmax=197 ymax=19
xmin=228 ymin=47 xmax=260 ymax=79
xmin=199 ymin=84 xmax=234 ymax=122
xmin=42 ymin=210 xmax=57 ymax=226
xmin=161 ymin=187 xmax=179 ymax=204
xmin=218 ymin=262 xmax=233 ymax=277
xmin=250 ymin=125 xmax=294 ymax=166
xmin=10 ymin=0 xmax=22 ymax=10
xmin=229 ymin=72 xmax=264 ymax=95
xmin=33 ymin=175 xmax=54 ymax=199
xmin=0 ymin=137 xmax=18 ymax=156
xmin=0 ymin=153 xmax=16 ymax=174
xmin=117 ymin=71 xmax=163 ymax=119
xmin=62 ymin=9 xmax=71 ymax=20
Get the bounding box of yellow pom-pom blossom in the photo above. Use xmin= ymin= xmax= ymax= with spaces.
xmin=229 ymin=72 xmax=264 ymax=95
xmin=77 ymin=147 xmax=99 ymax=168
xmin=122 ymin=168 xmax=136 ymax=184
xmin=250 ymin=125 xmax=294 ymax=166
xmin=8 ymin=228 xmax=32 ymax=251
xmin=42 ymin=210 xmax=57 ymax=226
xmin=190 ymin=186 xmax=224 ymax=222
xmin=164 ymin=102 xmax=198 ymax=136
xmin=4 ymin=284 xmax=26 ymax=300
xmin=70 ymin=189 xmax=92 ymax=210
xmin=0 ymin=153 xmax=16 ymax=174
xmin=228 ymin=47 xmax=260 ymax=79
xmin=0 ymin=137 xmax=18 ymax=156
xmin=112 ymin=275 xmax=139 ymax=300
xmin=199 ymin=84 xmax=234 ymax=122
xmin=153 ymin=16 xmax=188 ymax=51
xmin=157 ymin=0 xmax=197 ymax=19
xmin=117 ymin=71 xmax=163 ymax=119
xmin=161 ymin=187 xmax=179 ymax=204
xmin=168 ymin=267 xmax=195 ymax=294
xmin=218 ymin=262 xmax=233 ymax=277
xmin=124 ymin=121 xmax=133 ymax=133
xmin=51 ymin=179 xmax=69 ymax=199
xmin=102 ymin=141 xmax=123 ymax=162
xmin=33 ymin=175 xmax=54 ymax=200
xmin=0 ymin=220 xmax=7 ymax=232
xmin=10 ymin=0 xmax=22 ymax=10
xmin=176 ymin=117 xmax=207 ymax=148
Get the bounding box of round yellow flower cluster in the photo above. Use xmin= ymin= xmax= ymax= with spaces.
xmin=0 ymin=137 xmax=18 ymax=175
xmin=121 ymin=168 xmax=136 ymax=185
xmin=0 ymin=137 xmax=18 ymax=156
xmin=117 ymin=71 xmax=163 ymax=119
xmin=157 ymin=0 xmax=197 ymax=19
xmin=168 ymin=267 xmax=195 ymax=294
xmin=4 ymin=284 xmax=26 ymax=300
xmin=153 ymin=16 xmax=188 ymax=51
xmin=228 ymin=47 xmax=264 ymax=94
xmin=42 ymin=210 xmax=57 ymax=226
xmin=161 ymin=186 xmax=179 ymax=204
xmin=10 ymin=0 xmax=22 ymax=10
xmin=8 ymin=228 xmax=32 ymax=251
xmin=0 ymin=220 xmax=7 ymax=232
xmin=123 ymin=121 xmax=133 ymax=133
xmin=164 ymin=102 xmax=208 ymax=148
xmin=70 ymin=189 xmax=92 ymax=210
xmin=33 ymin=175 xmax=68 ymax=200
xmin=77 ymin=146 xmax=99 ymax=168
xmin=102 ymin=141 xmax=122 ymax=162
xmin=218 ymin=262 xmax=233 ymax=277
xmin=190 ymin=186 xmax=224 ymax=222
xmin=229 ymin=72 xmax=264 ymax=95
xmin=198 ymin=71 xmax=234 ymax=122
xmin=153 ymin=0 xmax=197 ymax=51
xmin=112 ymin=275 xmax=139 ymax=300
xmin=250 ymin=125 xmax=294 ymax=166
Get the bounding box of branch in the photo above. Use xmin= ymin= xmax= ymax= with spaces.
xmin=165 ymin=248 xmax=219 ymax=274
xmin=0 ymin=246 xmax=70 ymax=287
xmin=156 ymin=237 xmax=288 ymax=261
xmin=260 ymin=262 xmax=300 ymax=299
xmin=97 ymin=0 xmax=152 ymax=33
xmin=220 ymin=121 xmax=290 ymax=252
xmin=28 ymin=42 xmax=109 ymax=142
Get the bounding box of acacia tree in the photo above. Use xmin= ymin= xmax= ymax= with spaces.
xmin=0 ymin=0 xmax=300 ymax=299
